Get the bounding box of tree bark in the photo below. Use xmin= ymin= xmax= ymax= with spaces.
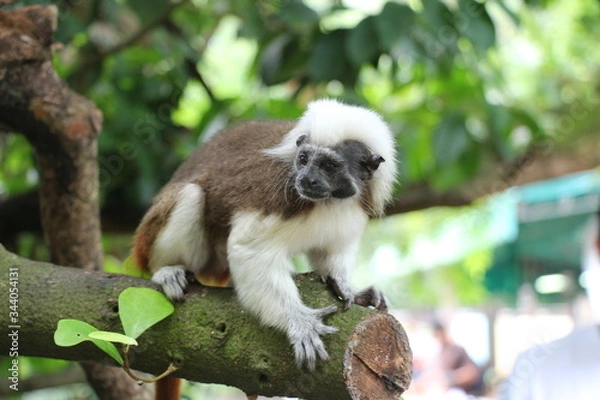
xmin=0 ymin=4 xmax=151 ymax=399
xmin=0 ymin=245 xmax=413 ymax=399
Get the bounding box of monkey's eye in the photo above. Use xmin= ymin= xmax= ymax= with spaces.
xmin=298 ymin=153 xmax=309 ymax=166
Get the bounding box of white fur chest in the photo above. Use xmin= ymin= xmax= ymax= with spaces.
xmin=229 ymin=200 xmax=368 ymax=255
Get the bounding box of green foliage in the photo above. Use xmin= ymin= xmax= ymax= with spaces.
xmin=458 ymin=0 xmax=496 ymax=54
xmin=374 ymin=3 xmax=416 ymax=51
xmin=346 ymin=16 xmax=379 ymax=67
xmin=53 ymin=287 xmax=174 ymax=365
xmin=0 ymin=135 xmax=37 ymax=195
xmin=433 ymin=112 xmax=470 ymax=166
xmin=309 ymin=29 xmax=352 ymax=83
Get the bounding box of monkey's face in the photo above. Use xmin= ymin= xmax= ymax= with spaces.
xmin=293 ymin=135 xmax=385 ymax=202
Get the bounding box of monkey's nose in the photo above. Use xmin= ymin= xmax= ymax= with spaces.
xmin=301 ymin=176 xmax=320 ymax=187
xmin=297 ymin=175 xmax=330 ymax=200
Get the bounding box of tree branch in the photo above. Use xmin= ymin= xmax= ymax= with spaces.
xmin=0 ymin=245 xmax=412 ymax=399
xmin=386 ymin=141 xmax=600 ymax=216
xmin=75 ymin=0 xmax=188 ymax=71
xmin=161 ymin=18 xmax=220 ymax=105
xmin=385 ymin=184 xmax=472 ymax=215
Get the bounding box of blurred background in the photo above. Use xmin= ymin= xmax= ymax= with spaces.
xmin=1 ymin=0 xmax=599 ymax=398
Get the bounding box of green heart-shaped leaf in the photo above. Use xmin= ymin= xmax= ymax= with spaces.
xmin=54 ymin=319 xmax=124 ymax=365
xmin=89 ymin=331 xmax=138 ymax=346
xmin=54 ymin=319 xmax=98 ymax=347
xmin=118 ymin=287 xmax=174 ymax=340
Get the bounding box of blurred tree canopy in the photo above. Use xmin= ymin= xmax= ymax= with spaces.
xmin=1 ymin=0 xmax=599 ymax=242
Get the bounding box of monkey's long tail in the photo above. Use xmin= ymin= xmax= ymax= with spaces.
xmin=155 ymin=375 xmax=180 ymax=400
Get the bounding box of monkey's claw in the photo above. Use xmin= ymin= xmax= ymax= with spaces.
xmin=354 ymin=287 xmax=388 ymax=311
xmin=314 ymin=304 xmax=338 ymax=318
xmin=326 ymin=276 xmax=387 ymax=311
xmin=326 ymin=276 xmax=353 ymax=309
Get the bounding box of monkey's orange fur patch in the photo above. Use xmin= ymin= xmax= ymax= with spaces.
xmin=196 ymin=268 xmax=231 ymax=287
xmin=132 ymin=228 xmax=152 ymax=273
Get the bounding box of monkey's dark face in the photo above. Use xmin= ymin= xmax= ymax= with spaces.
xmin=293 ymin=135 xmax=385 ymax=202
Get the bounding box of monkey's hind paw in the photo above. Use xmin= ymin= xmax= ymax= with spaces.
xmin=151 ymin=266 xmax=188 ymax=301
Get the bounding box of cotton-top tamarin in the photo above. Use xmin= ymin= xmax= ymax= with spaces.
xmin=133 ymin=99 xmax=397 ymax=376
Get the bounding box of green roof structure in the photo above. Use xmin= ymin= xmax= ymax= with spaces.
xmin=485 ymin=169 xmax=600 ymax=302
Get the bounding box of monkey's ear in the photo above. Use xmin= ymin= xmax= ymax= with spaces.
xmin=296 ymin=135 xmax=309 ymax=147
xmin=365 ymin=154 xmax=385 ymax=172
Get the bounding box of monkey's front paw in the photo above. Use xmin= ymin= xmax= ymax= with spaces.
xmin=354 ymin=287 xmax=388 ymax=311
xmin=151 ymin=266 xmax=188 ymax=301
xmin=289 ymin=306 xmax=339 ymax=370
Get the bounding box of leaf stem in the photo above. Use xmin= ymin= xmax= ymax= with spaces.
xmin=122 ymin=345 xmax=178 ymax=383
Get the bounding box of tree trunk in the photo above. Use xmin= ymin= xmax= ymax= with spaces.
xmin=0 ymin=3 xmax=151 ymax=398
xmin=0 ymin=4 xmax=102 ymax=270
xmin=0 ymin=246 xmax=413 ymax=399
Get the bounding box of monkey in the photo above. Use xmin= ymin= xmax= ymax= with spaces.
xmin=132 ymin=99 xmax=397 ymax=392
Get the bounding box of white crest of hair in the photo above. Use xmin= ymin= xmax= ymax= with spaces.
xmin=265 ymin=98 xmax=397 ymax=216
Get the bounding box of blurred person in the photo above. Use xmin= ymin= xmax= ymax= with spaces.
xmin=433 ymin=322 xmax=485 ymax=397
xmin=500 ymin=213 xmax=600 ymax=400
xmin=410 ymin=321 xmax=484 ymax=398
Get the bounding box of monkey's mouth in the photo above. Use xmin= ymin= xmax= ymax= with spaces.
xmin=297 ymin=187 xmax=331 ymax=201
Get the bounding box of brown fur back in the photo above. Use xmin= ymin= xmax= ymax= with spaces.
xmin=171 ymin=120 xmax=313 ymax=246
xmin=132 ymin=120 xmax=312 ymax=273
